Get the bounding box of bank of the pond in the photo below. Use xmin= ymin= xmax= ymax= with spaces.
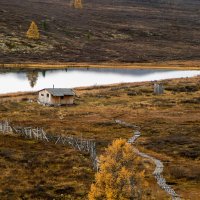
xmin=0 ymin=67 xmax=200 ymax=94
xmin=0 ymin=60 xmax=200 ymax=70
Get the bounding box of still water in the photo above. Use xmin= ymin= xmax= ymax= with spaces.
xmin=0 ymin=68 xmax=200 ymax=94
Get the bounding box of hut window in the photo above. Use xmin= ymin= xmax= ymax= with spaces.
xmin=47 ymin=94 xmax=49 ymax=98
xmin=41 ymin=94 xmax=44 ymax=96
xmin=61 ymin=96 xmax=64 ymax=99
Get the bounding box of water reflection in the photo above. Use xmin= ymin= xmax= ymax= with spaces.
xmin=26 ymin=71 xmax=39 ymax=88
xmin=0 ymin=68 xmax=199 ymax=94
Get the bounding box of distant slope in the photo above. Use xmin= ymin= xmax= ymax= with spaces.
xmin=0 ymin=0 xmax=200 ymax=63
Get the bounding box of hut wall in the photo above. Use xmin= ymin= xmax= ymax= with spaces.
xmin=51 ymin=96 xmax=74 ymax=105
xmin=38 ymin=90 xmax=52 ymax=104
xmin=154 ymin=83 xmax=164 ymax=95
xmin=61 ymin=96 xmax=74 ymax=105
xmin=51 ymin=96 xmax=60 ymax=104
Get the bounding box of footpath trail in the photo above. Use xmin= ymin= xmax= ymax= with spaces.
xmin=115 ymin=120 xmax=181 ymax=200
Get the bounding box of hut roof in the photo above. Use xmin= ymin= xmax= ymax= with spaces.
xmin=40 ymin=88 xmax=75 ymax=97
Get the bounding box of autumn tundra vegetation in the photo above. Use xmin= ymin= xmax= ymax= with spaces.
xmin=1 ymin=0 xmax=199 ymax=64
xmin=0 ymin=76 xmax=199 ymax=199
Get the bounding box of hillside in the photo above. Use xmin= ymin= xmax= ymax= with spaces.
xmin=0 ymin=0 xmax=200 ymax=63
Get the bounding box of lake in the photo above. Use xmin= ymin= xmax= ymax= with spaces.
xmin=0 ymin=68 xmax=200 ymax=94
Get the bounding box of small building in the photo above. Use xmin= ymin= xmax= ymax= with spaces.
xmin=38 ymin=88 xmax=76 ymax=106
xmin=154 ymin=83 xmax=164 ymax=95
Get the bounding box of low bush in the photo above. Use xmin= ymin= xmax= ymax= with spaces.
xmin=181 ymin=97 xmax=200 ymax=104
xmin=179 ymin=149 xmax=199 ymax=159
xmin=169 ymin=165 xmax=200 ymax=182
xmin=169 ymin=166 xmax=188 ymax=179
xmin=165 ymin=85 xmax=199 ymax=93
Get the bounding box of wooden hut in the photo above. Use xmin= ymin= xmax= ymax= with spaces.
xmin=154 ymin=83 xmax=164 ymax=95
xmin=38 ymin=88 xmax=75 ymax=106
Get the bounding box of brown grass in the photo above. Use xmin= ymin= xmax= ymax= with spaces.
xmin=1 ymin=0 xmax=200 ymax=63
xmin=0 ymin=60 xmax=200 ymax=70
xmin=0 ymin=76 xmax=200 ymax=199
xmin=0 ymin=134 xmax=94 ymax=199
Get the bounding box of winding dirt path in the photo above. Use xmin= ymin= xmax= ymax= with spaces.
xmin=115 ymin=120 xmax=181 ymax=200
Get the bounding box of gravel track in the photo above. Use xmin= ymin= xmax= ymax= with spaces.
xmin=115 ymin=119 xmax=181 ymax=200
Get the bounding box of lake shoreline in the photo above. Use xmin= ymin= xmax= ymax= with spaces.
xmin=1 ymin=60 xmax=200 ymax=70
xmin=0 ymin=75 xmax=199 ymax=98
xmin=0 ymin=68 xmax=200 ymax=95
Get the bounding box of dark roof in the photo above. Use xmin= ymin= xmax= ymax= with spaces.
xmin=40 ymin=88 xmax=75 ymax=97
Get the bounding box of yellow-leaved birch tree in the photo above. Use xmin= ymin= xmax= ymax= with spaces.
xmin=89 ymin=139 xmax=145 ymax=200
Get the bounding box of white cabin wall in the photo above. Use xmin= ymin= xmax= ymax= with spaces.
xmin=38 ymin=90 xmax=52 ymax=104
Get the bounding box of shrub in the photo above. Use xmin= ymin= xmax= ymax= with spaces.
xmin=41 ymin=20 xmax=48 ymax=31
xmin=72 ymin=0 xmax=83 ymax=9
xmin=179 ymin=150 xmax=199 ymax=159
xmin=88 ymin=139 xmax=147 ymax=200
xmin=169 ymin=166 xmax=200 ymax=182
xmin=169 ymin=166 xmax=187 ymax=179
xmin=187 ymin=166 xmax=200 ymax=181
xmin=26 ymin=21 xmax=40 ymax=40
